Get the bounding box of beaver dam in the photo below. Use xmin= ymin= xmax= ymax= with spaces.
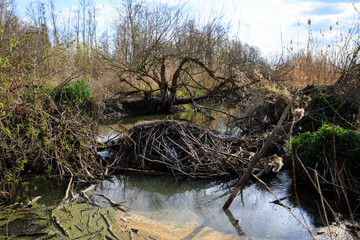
xmin=102 ymin=119 xmax=280 ymax=179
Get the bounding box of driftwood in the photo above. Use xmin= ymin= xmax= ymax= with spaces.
xmin=100 ymin=212 xmax=120 ymax=240
xmin=53 ymin=215 xmax=70 ymax=237
xmin=89 ymin=226 xmax=104 ymax=240
xmin=97 ymin=194 xmax=128 ymax=212
xmin=107 ymin=119 xmax=270 ymax=178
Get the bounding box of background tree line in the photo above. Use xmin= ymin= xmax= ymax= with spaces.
xmin=1 ymin=0 xmax=265 ymax=103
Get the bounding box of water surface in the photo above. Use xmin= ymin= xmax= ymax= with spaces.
xmin=92 ymin=172 xmax=319 ymax=240
xmin=97 ymin=104 xmax=241 ymax=142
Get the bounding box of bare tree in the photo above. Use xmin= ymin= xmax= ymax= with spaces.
xmin=0 ymin=0 xmax=24 ymax=69
xmin=49 ymin=0 xmax=59 ymax=45
xmin=106 ymin=0 xmax=242 ymax=113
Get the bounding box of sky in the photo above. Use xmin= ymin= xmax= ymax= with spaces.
xmin=14 ymin=0 xmax=360 ymax=57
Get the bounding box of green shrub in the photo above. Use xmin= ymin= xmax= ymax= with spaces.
xmin=52 ymin=78 xmax=93 ymax=105
xmin=287 ymin=124 xmax=360 ymax=176
xmin=308 ymin=93 xmax=358 ymax=129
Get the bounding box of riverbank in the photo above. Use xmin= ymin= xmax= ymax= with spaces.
xmin=114 ymin=211 xmax=245 ymax=240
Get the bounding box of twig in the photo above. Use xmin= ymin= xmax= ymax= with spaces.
xmin=289 ymin=112 xmax=311 ymax=232
xmin=252 ymin=173 xmax=315 ymax=239
xmin=198 ymin=104 xmax=239 ymax=119
xmin=27 ymin=196 xmax=42 ymax=206
xmin=53 ymin=215 xmax=70 ymax=237
xmin=62 ymin=171 xmax=73 ymax=202
xmin=6 ymin=210 xmax=15 ymax=239
xmin=74 ymin=224 xmax=84 ymax=233
xmin=87 ymin=213 xmax=91 ymax=229
xmin=294 ymin=150 xmax=341 ymax=225
xmin=96 ymin=194 xmax=128 ymax=212
xmin=100 ymin=212 xmax=119 ymax=240
xmin=81 ymin=190 xmax=91 ymax=203
xmin=315 ymin=170 xmax=333 ymax=240
xmin=63 ymin=205 xmax=73 ymax=218
xmin=270 ymin=194 xmax=292 ymax=204
xmin=89 ymin=226 xmax=104 ymax=240
xmin=331 ymin=116 xmax=357 ymax=230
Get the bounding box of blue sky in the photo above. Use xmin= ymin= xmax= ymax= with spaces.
xmin=14 ymin=0 xmax=360 ymax=57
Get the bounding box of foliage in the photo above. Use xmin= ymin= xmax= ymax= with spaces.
xmin=308 ymin=93 xmax=359 ymax=129
xmin=0 ymin=79 xmax=101 ymax=204
xmin=287 ymin=124 xmax=360 ymax=178
xmin=52 ymin=78 xmax=93 ymax=105
xmin=0 ymin=5 xmax=101 ymax=204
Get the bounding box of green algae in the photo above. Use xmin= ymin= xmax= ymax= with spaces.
xmin=0 ymin=195 xmax=141 ymax=240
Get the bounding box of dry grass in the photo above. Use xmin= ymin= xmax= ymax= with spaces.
xmin=270 ymin=50 xmax=340 ymax=90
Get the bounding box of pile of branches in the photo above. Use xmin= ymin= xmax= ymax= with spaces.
xmin=108 ymin=120 xmax=266 ymax=178
xmin=0 ymin=99 xmax=103 ymax=203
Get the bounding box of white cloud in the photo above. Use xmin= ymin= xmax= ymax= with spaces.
xmin=95 ymin=3 xmax=117 ymax=32
xmin=176 ymin=0 xmax=360 ymax=56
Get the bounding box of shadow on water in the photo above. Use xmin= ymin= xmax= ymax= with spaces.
xmin=92 ymin=171 xmax=322 ymax=240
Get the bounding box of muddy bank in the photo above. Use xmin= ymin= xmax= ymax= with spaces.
xmin=114 ymin=212 xmax=246 ymax=240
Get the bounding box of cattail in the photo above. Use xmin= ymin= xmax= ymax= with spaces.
xmin=294 ymin=108 xmax=305 ymax=121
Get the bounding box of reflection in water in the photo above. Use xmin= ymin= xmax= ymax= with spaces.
xmin=97 ymin=114 xmax=169 ymax=142
xmin=96 ymin=104 xmax=242 ymax=142
xmin=93 ymin=171 xmax=319 ymax=240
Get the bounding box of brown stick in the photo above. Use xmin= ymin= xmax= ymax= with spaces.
xmin=6 ymin=210 xmax=15 ymax=239
xmin=270 ymin=194 xmax=292 ymax=204
xmin=97 ymin=194 xmax=128 ymax=212
xmin=222 ymin=90 xmax=299 ymax=210
xmin=100 ymin=212 xmax=120 ymax=240
xmin=89 ymin=226 xmax=104 ymax=240
xmin=62 ymin=169 xmax=73 ymax=201
xmin=53 ymin=215 xmax=70 ymax=237
xmin=252 ymin=173 xmax=315 ymax=239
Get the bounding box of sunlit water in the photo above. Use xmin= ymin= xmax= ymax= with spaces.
xmin=92 ymin=172 xmax=319 ymax=240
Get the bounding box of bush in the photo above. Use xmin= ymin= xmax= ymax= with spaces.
xmin=0 ymin=43 xmax=99 ymax=203
xmin=52 ymin=78 xmax=93 ymax=105
xmin=287 ymin=124 xmax=360 ymax=178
